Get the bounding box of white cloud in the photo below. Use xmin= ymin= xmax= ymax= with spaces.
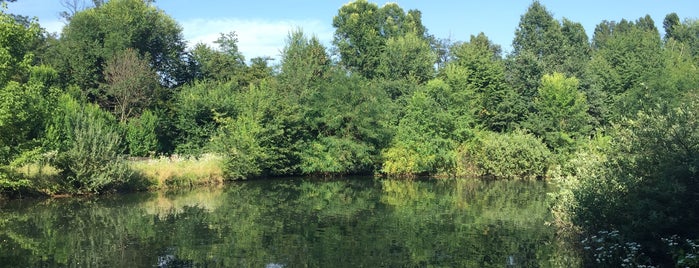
xmin=180 ymin=18 xmax=334 ymax=63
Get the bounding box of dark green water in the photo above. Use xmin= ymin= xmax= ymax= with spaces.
xmin=0 ymin=178 xmax=579 ymax=267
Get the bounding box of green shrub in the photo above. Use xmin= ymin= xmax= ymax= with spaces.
xmin=573 ymin=103 xmax=699 ymax=233
xmin=0 ymin=168 xmax=31 ymax=196
xmin=299 ymin=136 xmax=374 ymax=176
xmin=211 ymin=81 xmax=302 ymax=179
xmin=300 ymin=71 xmax=392 ymax=176
xmin=46 ymin=95 xmax=131 ymax=194
xmin=458 ymin=130 xmax=551 ymax=180
xmin=547 ymin=133 xmax=611 ymax=233
xmin=546 ymin=97 xmax=699 ymax=266
xmin=173 ymin=81 xmax=238 ymax=155
xmin=125 ymin=110 xmax=158 ymax=157
xmin=381 ymin=83 xmax=466 ymax=177
xmin=569 ymin=101 xmax=699 ymax=265
xmin=381 ymin=138 xmax=456 ymax=177
xmin=0 ymin=81 xmax=53 ymax=165
xmin=213 ymin=114 xmax=265 ymax=180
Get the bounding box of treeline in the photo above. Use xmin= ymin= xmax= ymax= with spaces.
xmin=1 ymin=0 xmax=698 ymax=265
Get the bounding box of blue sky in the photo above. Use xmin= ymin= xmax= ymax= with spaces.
xmin=6 ymin=1 xmax=699 ymax=61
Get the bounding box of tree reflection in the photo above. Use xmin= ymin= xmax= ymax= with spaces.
xmin=0 ymin=178 xmax=579 ymax=267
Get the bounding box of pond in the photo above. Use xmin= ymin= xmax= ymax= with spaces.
xmin=0 ymin=178 xmax=579 ymax=267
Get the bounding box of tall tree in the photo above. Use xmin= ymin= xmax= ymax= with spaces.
xmin=332 ymin=0 xmax=382 ymax=78
xmin=299 ymin=70 xmax=393 ymax=175
xmin=511 ymin=0 xmax=565 ymax=73
xmin=381 ymin=81 xmax=459 ymax=176
xmin=586 ymin=16 xmax=664 ymax=122
xmin=509 ymin=2 xmax=590 ymax=92
xmin=243 ymin=57 xmax=274 ymax=85
xmin=506 ymin=1 xmax=567 ymax=125
xmin=449 ymin=33 xmax=519 ymax=132
xmin=591 ymin=20 xmax=614 ymax=50
xmin=635 ymin=14 xmax=658 ymax=32
xmin=59 ymin=0 xmax=104 ymax=21
xmin=0 ymin=9 xmax=55 ymax=174
xmin=560 ymin=19 xmax=591 ymax=79
xmin=506 ymin=50 xmax=543 ymax=102
xmin=0 ymin=7 xmax=40 ymax=86
xmin=212 ymin=80 xmax=303 ymax=179
xmin=652 ymin=38 xmax=699 ymax=108
xmin=431 ymin=36 xmax=453 ymax=69
xmin=279 ymin=29 xmax=330 ymax=97
xmin=102 ymin=48 xmax=158 ymax=122
xmin=663 ymin=13 xmax=681 ymax=40
xmin=172 ymin=81 xmax=238 ymax=154
xmin=377 ymin=32 xmax=435 ymax=84
xmin=57 ymin=0 xmax=188 ymax=93
xmin=332 ymin=0 xmax=428 ymax=79
xmin=190 ymin=32 xmax=247 ymax=83
xmin=526 ymin=72 xmax=591 ymax=152
xmin=662 ymin=14 xmax=699 ymax=61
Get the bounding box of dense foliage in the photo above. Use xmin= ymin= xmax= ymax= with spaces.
xmin=45 ymin=95 xmax=132 ymax=194
xmin=459 ymin=130 xmax=551 ymax=180
xmin=553 ymin=100 xmax=699 ymax=266
xmin=2 ymin=0 xmax=699 ymax=265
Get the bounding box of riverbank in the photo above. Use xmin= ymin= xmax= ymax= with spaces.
xmin=3 ymin=154 xmax=227 ymax=198
xmin=3 ymin=152 xmax=548 ymax=199
xmin=129 ymin=154 xmax=225 ymax=189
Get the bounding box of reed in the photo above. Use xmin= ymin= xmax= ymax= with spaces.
xmin=129 ymin=154 xmax=225 ymax=189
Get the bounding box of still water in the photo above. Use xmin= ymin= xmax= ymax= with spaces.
xmin=0 ymin=178 xmax=578 ymax=267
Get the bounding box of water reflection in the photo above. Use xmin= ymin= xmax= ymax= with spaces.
xmin=0 ymin=178 xmax=579 ymax=267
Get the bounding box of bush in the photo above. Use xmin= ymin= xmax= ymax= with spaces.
xmin=46 ymin=95 xmax=131 ymax=194
xmin=458 ymin=130 xmax=551 ymax=180
xmin=299 ymin=136 xmax=374 ymax=176
xmin=300 ymin=71 xmax=393 ymax=176
xmin=0 ymin=81 xmax=54 ymax=166
xmin=173 ymin=81 xmax=238 ymax=155
xmin=381 ymin=138 xmax=456 ymax=177
xmin=0 ymin=168 xmax=31 ymax=196
xmin=213 ymin=114 xmax=266 ymax=180
xmin=547 ymin=97 xmax=699 ymax=266
xmin=211 ymin=81 xmax=302 ymax=179
xmin=546 ymin=133 xmax=611 ymax=237
xmin=568 ymin=101 xmax=699 ymax=265
xmin=125 ymin=110 xmax=158 ymax=157
xmin=381 ymin=83 xmax=466 ymax=177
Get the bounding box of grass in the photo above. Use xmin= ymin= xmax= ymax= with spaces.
xmin=11 ymin=163 xmax=62 ymax=195
xmin=129 ymin=153 xmax=225 ymax=189
xmin=14 ymin=163 xmax=61 ymax=179
xmin=3 ymin=154 xmax=226 ymax=197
